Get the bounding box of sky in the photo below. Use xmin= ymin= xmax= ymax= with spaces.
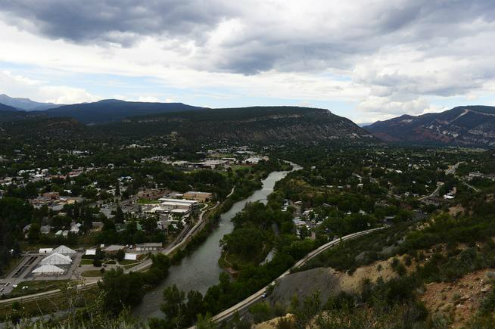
xmin=0 ymin=0 xmax=493 ymax=123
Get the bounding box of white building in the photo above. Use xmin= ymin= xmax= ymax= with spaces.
xmin=52 ymin=245 xmax=77 ymax=256
xmin=85 ymin=249 xmax=96 ymax=256
xmin=40 ymin=253 xmax=72 ymax=265
xmin=124 ymin=253 xmax=138 ymax=261
xmin=32 ymin=264 xmax=64 ymax=276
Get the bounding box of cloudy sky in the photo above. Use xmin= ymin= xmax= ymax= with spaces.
xmin=0 ymin=0 xmax=493 ymax=123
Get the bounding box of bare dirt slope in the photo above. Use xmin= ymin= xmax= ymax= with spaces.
xmin=420 ymin=269 xmax=494 ymax=329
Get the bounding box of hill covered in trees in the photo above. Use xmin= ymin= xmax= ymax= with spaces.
xmin=0 ymin=106 xmax=375 ymax=146
xmin=105 ymin=106 xmax=374 ymax=144
xmin=43 ymin=99 xmax=205 ymax=124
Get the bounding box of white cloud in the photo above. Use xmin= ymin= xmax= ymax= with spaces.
xmin=0 ymin=1 xmax=492 ymax=121
xmin=39 ymin=86 xmax=99 ymax=104
xmin=137 ymin=96 xmax=160 ymax=102
xmin=0 ymin=70 xmax=99 ymax=104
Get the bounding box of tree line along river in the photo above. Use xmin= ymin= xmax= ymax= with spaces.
xmin=134 ymin=164 xmax=301 ymax=319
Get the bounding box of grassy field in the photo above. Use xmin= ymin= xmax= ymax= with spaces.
xmin=8 ymin=280 xmax=72 ymax=299
xmin=0 ymin=286 xmax=100 ymax=321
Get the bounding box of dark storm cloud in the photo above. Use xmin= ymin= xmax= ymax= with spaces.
xmin=0 ymin=0 xmax=232 ymax=45
xmin=0 ymin=0 xmax=493 ymax=77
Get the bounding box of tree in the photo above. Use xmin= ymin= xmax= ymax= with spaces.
xmin=115 ymin=181 xmax=121 ymax=197
xmin=185 ymin=290 xmax=204 ymax=325
xmin=116 ymin=249 xmax=125 ymax=262
xmin=141 ymin=216 xmax=157 ymax=233
xmin=28 ymin=223 xmax=40 ymax=243
xmin=196 ymin=313 xmax=217 ymax=329
xmin=99 ymin=268 xmax=144 ymax=315
xmin=161 ymin=284 xmax=186 ymax=326
xmin=114 ymin=205 xmax=125 ymax=223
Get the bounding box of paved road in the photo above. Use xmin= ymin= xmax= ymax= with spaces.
xmin=189 ymin=227 xmax=385 ymax=327
xmin=445 ymin=161 xmax=479 ymax=192
xmin=419 ymin=182 xmax=444 ymax=201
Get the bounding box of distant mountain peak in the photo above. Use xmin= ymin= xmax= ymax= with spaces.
xmin=44 ymin=99 xmax=205 ymax=124
xmin=0 ymin=93 xmax=61 ymax=111
xmin=365 ymin=105 xmax=495 ymax=147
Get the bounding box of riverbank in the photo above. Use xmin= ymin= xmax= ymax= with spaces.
xmin=0 ymin=161 xmax=298 ymax=324
xmin=134 ymin=168 xmax=296 ymax=319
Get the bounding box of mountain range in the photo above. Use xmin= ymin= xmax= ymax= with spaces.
xmin=0 ymin=94 xmax=493 ymax=147
xmin=365 ymin=106 xmax=495 ymax=147
xmin=0 ymin=94 xmax=59 ymax=111
xmin=43 ymin=99 xmax=203 ymax=124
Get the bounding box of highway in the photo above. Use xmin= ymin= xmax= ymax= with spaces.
xmin=190 ymin=226 xmax=385 ymax=327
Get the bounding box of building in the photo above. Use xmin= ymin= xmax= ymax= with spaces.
xmin=39 ymin=248 xmax=53 ymax=254
xmin=103 ymin=245 xmax=125 ymax=254
xmin=42 ymin=192 xmax=60 ymax=200
xmin=85 ymin=249 xmax=96 ymax=256
xmin=158 ymin=198 xmax=198 ymax=212
xmin=135 ymin=243 xmax=162 ymax=252
xmin=91 ymin=221 xmax=104 ymax=231
xmin=40 ymin=225 xmax=51 ymax=235
xmin=70 ymin=223 xmax=81 ymax=234
xmin=184 ymin=191 xmax=213 ymax=202
xmin=32 ymin=264 xmax=64 ymax=276
xmin=124 ymin=253 xmax=138 ymax=261
xmin=40 ymin=253 xmax=72 ymax=265
xmin=52 ymin=245 xmax=77 ymax=256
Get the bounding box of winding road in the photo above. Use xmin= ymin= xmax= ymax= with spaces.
xmin=189 ymin=226 xmax=385 ymax=327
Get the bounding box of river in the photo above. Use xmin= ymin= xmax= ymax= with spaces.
xmin=134 ymin=164 xmax=300 ymax=319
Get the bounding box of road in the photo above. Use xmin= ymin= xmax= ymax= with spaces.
xmin=189 ymin=226 xmax=385 ymax=327
xmin=445 ymin=161 xmax=479 ymax=192
xmin=419 ymin=181 xmax=444 ymax=201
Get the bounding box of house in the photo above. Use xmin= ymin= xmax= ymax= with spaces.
xmin=85 ymin=249 xmax=96 ymax=256
xmin=39 ymin=248 xmax=53 ymax=254
xmin=55 ymin=230 xmax=69 ymax=237
xmin=91 ymin=221 xmax=104 ymax=231
xmin=23 ymin=224 xmax=31 ymax=233
xmin=70 ymin=223 xmax=81 ymax=234
xmin=42 ymin=191 xmax=60 ymax=200
xmin=40 ymin=225 xmax=51 ymax=235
